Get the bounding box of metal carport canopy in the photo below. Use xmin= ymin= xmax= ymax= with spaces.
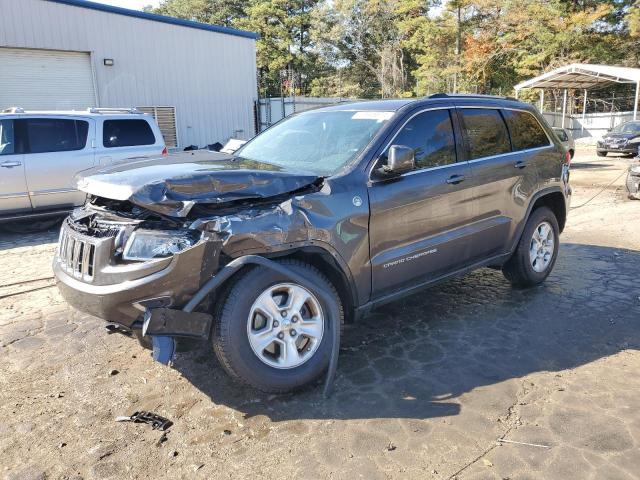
xmin=514 ymin=63 xmax=640 ymax=121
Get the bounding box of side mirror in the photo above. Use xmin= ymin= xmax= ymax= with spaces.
xmin=382 ymin=145 xmax=415 ymax=176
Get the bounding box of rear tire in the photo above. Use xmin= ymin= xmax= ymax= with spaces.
xmin=502 ymin=207 xmax=560 ymax=288
xmin=596 ymin=150 xmax=607 ymax=157
xmin=212 ymin=259 xmax=343 ymax=393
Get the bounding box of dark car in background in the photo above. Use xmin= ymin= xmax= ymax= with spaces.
xmin=53 ymin=94 xmax=571 ymax=393
xmin=597 ymin=121 xmax=640 ymax=157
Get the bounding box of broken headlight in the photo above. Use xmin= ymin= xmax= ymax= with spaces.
xmin=122 ymin=230 xmax=198 ymax=261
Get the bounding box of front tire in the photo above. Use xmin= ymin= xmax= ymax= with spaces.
xmin=212 ymin=259 xmax=343 ymax=393
xmin=502 ymin=207 xmax=560 ymax=288
xmin=597 ymin=150 xmax=607 ymax=157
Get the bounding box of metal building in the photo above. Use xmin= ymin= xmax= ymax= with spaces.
xmin=0 ymin=0 xmax=258 ymax=149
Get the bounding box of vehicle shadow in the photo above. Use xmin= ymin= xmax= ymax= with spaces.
xmin=0 ymin=222 xmax=61 ymax=251
xmin=569 ymin=162 xmax=622 ymax=170
xmin=172 ymin=242 xmax=639 ymax=421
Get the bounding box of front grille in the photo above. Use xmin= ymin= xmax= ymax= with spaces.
xmin=58 ymin=226 xmax=97 ymax=280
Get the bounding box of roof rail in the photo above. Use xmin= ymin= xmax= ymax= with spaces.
xmin=87 ymin=107 xmax=143 ymax=114
xmin=428 ymin=93 xmax=519 ymax=101
xmin=3 ymin=107 xmax=25 ymax=113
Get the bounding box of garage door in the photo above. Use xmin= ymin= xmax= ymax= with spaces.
xmin=0 ymin=47 xmax=96 ymax=111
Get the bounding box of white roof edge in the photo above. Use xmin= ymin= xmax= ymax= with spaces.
xmin=515 ymin=63 xmax=640 ymax=90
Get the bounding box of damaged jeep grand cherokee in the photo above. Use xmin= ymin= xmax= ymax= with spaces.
xmin=54 ymin=95 xmax=571 ymax=393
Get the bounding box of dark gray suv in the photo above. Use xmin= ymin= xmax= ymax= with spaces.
xmin=53 ymin=94 xmax=571 ymax=393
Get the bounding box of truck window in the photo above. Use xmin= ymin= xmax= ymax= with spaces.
xmin=504 ymin=110 xmax=551 ymax=150
xmin=459 ymin=108 xmax=511 ymax=160
xmin=103 ymin=119 xmax=155 ymax=148
xmin=21 ymin=118 xmax=89 ymax=153
xmin=389 ymin=109 xmax=456 ymax=170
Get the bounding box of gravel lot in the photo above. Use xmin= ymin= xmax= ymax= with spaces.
xmin=1 ymin=147 xmax=639 ymax=480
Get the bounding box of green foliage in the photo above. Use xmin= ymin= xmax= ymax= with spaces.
xmin=152 ymin=0 xmax=246 ymax=26
xmin=150 ymin=0 xmax=640 ymax=98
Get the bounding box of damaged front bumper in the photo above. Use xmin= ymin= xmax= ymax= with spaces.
xmin=53 ymin=218 xmax=218 ymax=330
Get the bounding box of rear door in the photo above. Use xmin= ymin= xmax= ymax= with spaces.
xmin=0 ymin=118 xmax=31 ymax=214
xmin=21 ymin=117 xmax=95 ymax=209
xmin=458 ymin=107 xmax=550 ymax=260
xmin=368 ymin=107 xmax=476 ymax=297
xmin=98 ymin=118 xmax=164 ymax=165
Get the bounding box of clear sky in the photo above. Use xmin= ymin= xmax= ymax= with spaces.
xmin=93 ymin=0 xmax=161 ymax=10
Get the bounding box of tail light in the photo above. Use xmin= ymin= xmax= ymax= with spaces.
xmin=565 ymin=150 xmax=571 ymax=166
xmin=161 ymin=147 xmax=168 ymax=157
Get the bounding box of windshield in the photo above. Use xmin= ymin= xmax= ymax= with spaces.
xmin=612 ymin=122 xmax=640 ymax=134
xmin=236 ymin=110 xmax=394 ymax=176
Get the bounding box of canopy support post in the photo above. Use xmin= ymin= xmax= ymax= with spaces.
xmin=582 ymin=89 xmax=588 ymax=134
xmin=634 ymin=81 xmax=639 ymax=121
xmin=539 ymin=90 xmax=544 ymax=111
xmin=561 ymin=88 xmax=567 ymax=129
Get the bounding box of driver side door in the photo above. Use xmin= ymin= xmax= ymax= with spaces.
xmin=368 ymin=107 xmax=475 ymax=298
xmin=0 ymin=119 xmax=31 ymax=215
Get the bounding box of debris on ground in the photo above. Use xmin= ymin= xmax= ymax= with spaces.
xmin=115 ymin=411 xmax=173 ymax=431
xmin=497 ymin=439 xmax=550 ymax=449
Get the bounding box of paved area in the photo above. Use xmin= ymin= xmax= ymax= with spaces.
xmin=1 ymin=148 xmax=639 ymax=479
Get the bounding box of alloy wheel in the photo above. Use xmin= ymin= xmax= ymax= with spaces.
xmin=529 ymin=221 xmax=555 ymax=273
xmin=246 ymin=283 xmax=324 ymax=369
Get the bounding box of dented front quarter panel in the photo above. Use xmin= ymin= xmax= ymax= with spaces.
xmin=191 ymin=177 xmax=372 ymax=305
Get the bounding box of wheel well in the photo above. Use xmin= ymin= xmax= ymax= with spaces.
xmin=285 ymin=249 xmax=356 ymax=324
xmin=531 ymin=192 xmax=566 ymax=232
xmin=215 ymin=248 xmax=356 ymax=323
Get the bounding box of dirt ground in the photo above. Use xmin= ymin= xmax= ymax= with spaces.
xmin=1 ymin=147 xmax=639 ymax=480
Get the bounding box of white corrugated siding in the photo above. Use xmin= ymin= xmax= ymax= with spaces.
xmin=0 ymin=0 xmax=257 ymax=147
xmin=0 ymin=47 xmax=96 ymax=110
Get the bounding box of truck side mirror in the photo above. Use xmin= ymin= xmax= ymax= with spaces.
xmin=382 ymin=145 xmax=415 ymax=176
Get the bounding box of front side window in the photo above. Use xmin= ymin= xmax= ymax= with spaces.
xmin=387 ymin=109 xmax=456 ymax=170
xmin=22 ymin=118 xmax=89 ymax=153
xmin=236 ymin=110 xmax=393 ymax=176
xmin=504 ymin=110 xmax=550 ymax=151
xmin=0 ymin=120 xmax=15 ymax=155
xmin=459 ymin=109 xmax=511 ymax=160
xmin=103 ymin=119 xmax=156 ymax=148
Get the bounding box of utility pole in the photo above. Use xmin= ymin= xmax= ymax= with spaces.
xmin=453 ymin=3 xmax=461 ymax=93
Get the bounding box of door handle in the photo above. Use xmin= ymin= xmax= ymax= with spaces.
xmin=0 ymin=160 xmax=22 ymax=168
xmin=446 ymin=174 xmax=466 ymax=185
xmin=514 ymin=161 xmax=527 ymax=169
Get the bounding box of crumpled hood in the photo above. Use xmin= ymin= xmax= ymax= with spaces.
xmin=76 ymin=150 xmax=320 ymax=217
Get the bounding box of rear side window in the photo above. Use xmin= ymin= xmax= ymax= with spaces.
xmin=504 ymin=110 xmax=551 ymax=150
xmin=103 ymin=119 xmax=155 ymax=148
xmin=459 ymin=109 xmax=511 ymax=160
xmin=389 ymin=109 xmax=456 ymax=170
xmin=553 ymin=128 xmax=568 ymax=142
xmin=22 ymin=118 xmax=89 ymax=153
xmin=0 ymin=120 xmax=14 ymax=155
